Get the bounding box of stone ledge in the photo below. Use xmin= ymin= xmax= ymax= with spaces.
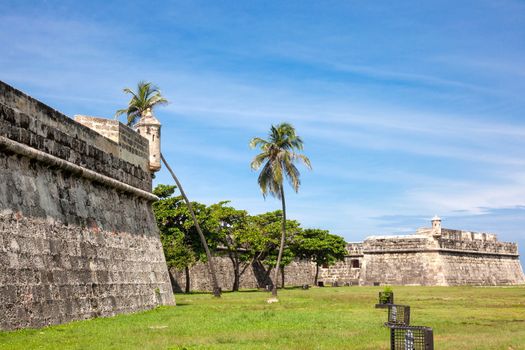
xmin=0 ymin=135 xmax=157 ymax=202
xmin=363 ymin=248 xmax=519 ymax=257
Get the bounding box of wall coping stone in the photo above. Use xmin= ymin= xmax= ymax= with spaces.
xmin=0 ymin=135 xmax=158 ymax=201
xmin=363 ymin=247 xmax=519 ymax=257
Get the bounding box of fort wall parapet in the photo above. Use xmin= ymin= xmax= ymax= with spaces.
xmin=437 ymin=237 xmax=518 ymax=255
xmin=346 ymin=242 xmax=364 ymax=256
xmin=363 ymin=235 xmax=438 ymax=253
xmin=0 ymin=82 xmax=151 ymax=192
xmin=361 ymin=231 xmax=518 ymax=256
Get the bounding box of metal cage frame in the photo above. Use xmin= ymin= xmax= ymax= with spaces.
xmin=385 ymin=304 xmax=410 ymax=327
xmin=376 ymin=291 xmax=394 ymax=308
xmin=390 ymin=325 xmax=434 ymax=350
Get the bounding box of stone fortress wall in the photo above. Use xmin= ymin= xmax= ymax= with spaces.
xmin=172 ymin=217 xmax=525 ymax=292
xmin=0 ymin=81 xmax=173 ymax=330
xmin=170 ymin=253 xmax=317 ymax=292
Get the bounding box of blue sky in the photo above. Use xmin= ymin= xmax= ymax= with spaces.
xmin=2 ymin=1 xmax=525 ymax=263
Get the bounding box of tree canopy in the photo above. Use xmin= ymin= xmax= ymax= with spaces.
xmin=153 ymin=184 xmax=347 ymax=293
xmin=293 ymin=228 xmax=347 ymax=285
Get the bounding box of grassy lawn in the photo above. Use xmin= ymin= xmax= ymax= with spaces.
xmin=1 ymin=286 xmax=524 ymax=349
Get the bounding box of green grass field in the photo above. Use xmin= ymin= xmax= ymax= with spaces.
xmin=1 ymin=286 xmax=524 ymax=349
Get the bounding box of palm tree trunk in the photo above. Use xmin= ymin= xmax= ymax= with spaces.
xmin=161 ymin=153 xmax=221 ymax=297
xmin=272 ymin=185 xmax=286 ymax=297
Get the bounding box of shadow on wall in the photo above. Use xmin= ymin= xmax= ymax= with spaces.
xmin=169 ymin=272 xmax=184 ymax=294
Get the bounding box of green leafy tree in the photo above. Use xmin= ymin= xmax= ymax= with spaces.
xmin=250 ymin=211 xmax=302 ymax=289
xmin=250 ymin=123 xmax=311 ymax=298
xmin=160 ymin=231 xmax=196 ymax=293
xmin=293 ymin=229 xmax=347 ymax=285
xmin=153 ymin=185 xmax=218 ymax=293
xmin=208 ymin=202 xmax=256 ymax=292
xmin=115 ymin=81 xmax=168 ymax=126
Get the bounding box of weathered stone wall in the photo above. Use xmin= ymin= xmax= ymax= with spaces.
xmin=440 ymin=252 xmax=525 ymax=285
xmin=0 ymin=81 xmax=173 ymax=330
xmin=438 ymin=237 xmax=517 ymax=255
xmin=170 ymin=255 xmax=316 ymax=292
xmin=74 ymin=115 xmax=150 ymax=171
xmin=318 ymin=243 xmax=363 ymax=285
xmin=318 ymin=257 xmax=362 ymax=285
xmin=361 ymin=251 xmax=446 ymax=286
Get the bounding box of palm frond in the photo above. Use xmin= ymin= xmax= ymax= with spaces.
xmin=115 ymin=108 xmax=128 ymax=118
xmin=250 ymin=122 xmax=311 ymax=198
xmin=293 ymin=153 xmax=312 ymax=169
xmin=116 ymin=81 xmax=169 ymax=125
xmin=249 ymin=137 xmax=268 ymax=149
xmin=250 ymin=152 xmax=269 ymax=170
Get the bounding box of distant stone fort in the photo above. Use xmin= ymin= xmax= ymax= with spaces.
xmin=0 ymin=81 xmax=173 ymax=330
xmin=320 ymin=216 xmax=525 ymax=286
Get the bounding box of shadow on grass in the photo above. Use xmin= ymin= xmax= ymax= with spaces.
xmin=175 ymin=285 xmax=326 ymax=295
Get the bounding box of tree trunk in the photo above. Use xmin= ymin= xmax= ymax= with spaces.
xmin=161 ymin=154 xmax=221 ymax=297
xmin=229 ymin=253 xmax=240 ymax=292
xmin=314 ymin=264 xmax=319 ymax=286
xmin=185 ymin=266 xmax=190 ymax=294
xmin=281 ymin=266 xmax=285 ymax=288
xmin=263 ymin=265 xmax=273 ymax=289
xmin=233 ymin=263 xmax=240 ymax=292
xmin=272 ymin=186 xmax=287 ymax=297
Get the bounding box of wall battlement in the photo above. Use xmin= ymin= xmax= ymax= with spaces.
xmin=0 ymin=81 xmax=173 ymax=331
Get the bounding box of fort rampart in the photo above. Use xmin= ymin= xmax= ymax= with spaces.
xmin=0 ymin=81 xmax=173 ymax=330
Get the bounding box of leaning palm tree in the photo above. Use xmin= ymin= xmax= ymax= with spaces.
xmin=250 ymin=123 xmax=311 ymax=299
xmin=160 ymin=153 xmax=222 ymax=297
xmin=116 ymin=82 xmax=222 ymax=297
xmin=115 ymin=81 xmax=168 ymax=126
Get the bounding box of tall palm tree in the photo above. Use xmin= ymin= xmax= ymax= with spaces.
xmin=250 ymin=123 xmax=311 ymax=298
xmin=116 ymin=82 xmax=222 ymax=297
xmin=115 ymin=81 xmax=168 ymax=126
